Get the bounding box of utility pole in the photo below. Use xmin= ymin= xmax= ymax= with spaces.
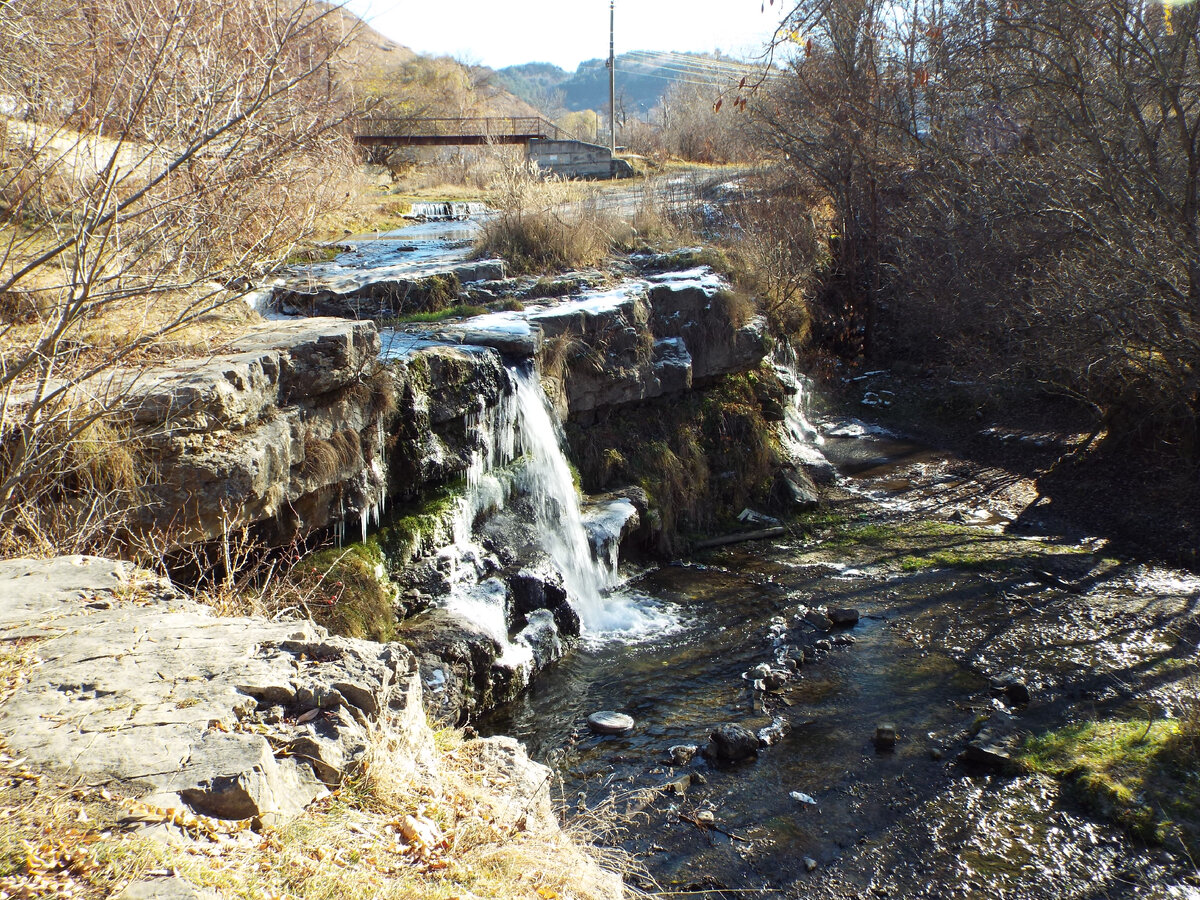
xmin=608 ymin=0 xmax=616 ymax=155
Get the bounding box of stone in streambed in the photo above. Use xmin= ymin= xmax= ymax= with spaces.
xmin=828 ymin=607 xmax=860 ymax=627
xmin=874 ymin=723 xmax=897 ymax=751
xmin=588 ymin=711 xmax=635 ymax=735
xmin=704 ymin=724 xmax=761 ymax=763
xmin=1005 ymin=681 xmax=1031 ymax=705
xmin=957 ymin=729 xmax=1013 ymax=770
xmin=669 ymin=744 xmax=700 ymax=766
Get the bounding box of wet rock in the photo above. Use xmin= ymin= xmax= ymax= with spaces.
xmin=832 ymin=634 xmax=856 ymax=646
xmin=400 ymin=608 xmax=510 ymax=724
xmin=664 ymin=774 xmax=692 ymax=795
xmin=516 ymin=609 xmax=564 ymax=669
xmin=669 ymin=744 xmax=700 ymax=766
xmin=814 ymin=639 xmax=832 ymax=652
xmin=696 ymin=809 xmax=716 ymax=825
xmin=757 ymin=717 xmax=790 ymax=746
xmin=772 ymin=466 xmax=820 ymax=512
xmin=507 ymin=568 xmax=580 ymax=640
xmin=804 ymin=610 xmax=832 ymax=631
xmin=588 ymin=711 xmax=635 ymax=735
xmin=958 ymin=729 xmax=1013 ymax=770
xmin=874 ymin=724 xmax=898 ymax=751
xmin=705 ymin=724 xmax=761 ymax=763
xmin=828 ymin=607 xmax=860 ymax=627
xmin=763 ymin=670 xmax=790 ymax=691
xmin=1005 ymin=680 xmax=1031 ymax=705
xmin=748 ymin=663 xmax=773 ymax=681
xmin=804 ymin=856 xmax=819 ymax=872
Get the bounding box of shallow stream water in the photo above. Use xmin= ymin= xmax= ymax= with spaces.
xmin=287 ymin=212 xmax=1199 ymax=898
xmin=480 ymin=428 xmax=1200 ymax=899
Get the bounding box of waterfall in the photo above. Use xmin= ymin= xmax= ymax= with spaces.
xmin=772 ymin=346 xmax=830 ymax=471
xmin=407 ymin=201 xmax=488 ymax=220
xmin=509 ymin=368 xmax=616 ymax=614
xmin=507 ymin=367 xmax=675 ymax=640
xmin=393 ymin=360 xmax=675 ymax=648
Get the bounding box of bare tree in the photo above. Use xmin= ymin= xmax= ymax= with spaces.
xmin=0 ymin=0 xmax=361 ymax=552
xmin=758 ymin=0 xmax=1200 ymax=458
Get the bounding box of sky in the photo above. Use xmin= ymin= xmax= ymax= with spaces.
xmin=341 ymin=0 xmax=792 ymax=72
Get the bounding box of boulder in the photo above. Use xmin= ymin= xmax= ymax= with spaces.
xmin=772 ymin=467 xmax=820 ymax=512
xmin=705 ymin=724 xmax=761 ymax=763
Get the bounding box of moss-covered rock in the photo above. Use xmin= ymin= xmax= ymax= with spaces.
xmin=566 ymin=369 xmax=779 ymax=554
xmin=296 ymin=542 xmax=397 ymax=643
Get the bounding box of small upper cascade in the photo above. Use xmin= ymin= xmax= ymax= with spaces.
xmin=772 ymin=345 xmax=829 ymax=469
xmin=407 ymin=201 xmax=488 ymax=220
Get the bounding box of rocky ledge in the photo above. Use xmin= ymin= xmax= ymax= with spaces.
xmin=0 ymin=556 xmax=558 ymax=832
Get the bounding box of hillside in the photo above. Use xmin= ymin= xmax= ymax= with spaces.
xmin=497 ymin=50 xmax=747 ymax=118
xmin=333 ymin=6 xmax=539 ymax=118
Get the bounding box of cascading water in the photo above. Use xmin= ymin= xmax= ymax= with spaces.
xmin=772 ymin=345 xmax=831 ymax=471
xmin=509 ymin=369 xmax=615 ymax=610
xmin=436 ymin=363 xmax=674 ymax=645
xmin=507 ymin=366 xmax=676 ymax=639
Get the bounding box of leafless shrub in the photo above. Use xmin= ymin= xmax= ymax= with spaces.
xmin=0 ymin=0 xmax=363 ymax=554
xmin=475 ymin=161 xmax=626 ymax=274
xmin=757 ymin=0 xmax=1200 ymax=461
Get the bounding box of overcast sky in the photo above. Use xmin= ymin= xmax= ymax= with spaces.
xmin=342 ymin=1 xmax=792 ymax=71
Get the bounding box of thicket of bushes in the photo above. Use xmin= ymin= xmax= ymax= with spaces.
xmin=754 ymin=0 xmax=1200 ymax=478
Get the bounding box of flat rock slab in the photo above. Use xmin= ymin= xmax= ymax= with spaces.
xmin=0 ymin=556 xmax=430 ymax=825
xmin=588 ymin=711 xmax=635 ymax=734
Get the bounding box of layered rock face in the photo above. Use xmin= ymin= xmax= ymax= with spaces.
xmin=0 ymin=555 xmax=429 ymax=824
xmin=124 ymin=318 xmax=385 ymax=545
xmin=120 ymin=319 xmax=514 ymax=547
xmin=432 ymin=271 xmax=770 ymax=421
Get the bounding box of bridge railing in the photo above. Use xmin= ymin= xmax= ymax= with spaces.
xmin=353 ymin=116 xmax=577 ymax=142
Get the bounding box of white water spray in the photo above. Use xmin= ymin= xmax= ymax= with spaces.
xmin=508 ymin=367 xmax=676 ymax=639
xmin=772 ymin=346 xmax=830 ymax=471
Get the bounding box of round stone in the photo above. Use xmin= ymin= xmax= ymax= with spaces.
xmin=587 ymin=711 xmax=635 ymax=735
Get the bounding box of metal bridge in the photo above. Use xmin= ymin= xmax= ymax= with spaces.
xmin=352 ymin=116 xmax=575 ymax=148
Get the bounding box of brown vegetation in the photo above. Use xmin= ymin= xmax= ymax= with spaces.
xmin=0 ymin=0 xmax=361 ymax=554
xmin=474 ymin=163 xmax=628 ymax=274
xmin=749 ymin=0 xmax=1200 ymax=553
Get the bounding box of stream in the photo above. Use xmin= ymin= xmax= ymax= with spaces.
xmin=480 ymin=422 xmax=1200 ymax=898
xmin=284 ymin=210 xmax=1200 ymax=899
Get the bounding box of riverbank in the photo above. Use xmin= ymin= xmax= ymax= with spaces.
xmin=824 ymin=367 xmax=1200 ymax=571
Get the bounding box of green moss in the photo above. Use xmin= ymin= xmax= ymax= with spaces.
xmin=822 ymin=519 xmax=1090 ymax=572
xmin=1017 ymin=717 xmax=1200 ymax=852
xmin=567 ymin=371 xmax=777 ymax=553
xmin=372 ymin=482 xmax=465 ymax=571
xmin=297 ymin=543 xmax=396 ymax=643
xmin=390 ymin=304 xmax=486 ymax=325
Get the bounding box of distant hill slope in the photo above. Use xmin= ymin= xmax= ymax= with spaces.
xmin=331 ymin=6 xmax=539 ymax=118
xmin=497 ymin=51 xmax=748 ymax=118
